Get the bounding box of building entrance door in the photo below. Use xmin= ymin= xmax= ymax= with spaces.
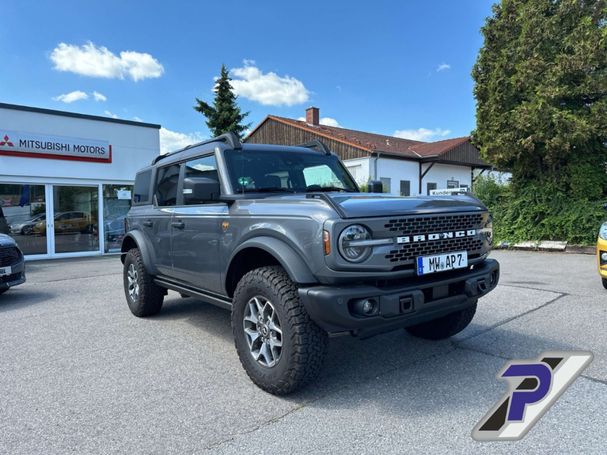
xmin=51 ymin=185 xmax=100 ymax=255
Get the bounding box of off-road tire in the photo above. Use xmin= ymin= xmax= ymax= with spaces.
xmin=602 ymin=278 xmax=607 ymax=290
xmin=123 ymin=248 xmax=164 ymax=317
xmin=232 ymin=266 xmax=328 ymax=395
xmin=406 ymin=301 xmax=477 ymax=340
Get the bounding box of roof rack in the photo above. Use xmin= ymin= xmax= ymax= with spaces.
xmin=153 ymin=131 xmax=242 ymax=164
xmin=298 ymin=139 xmax=332 ymax=155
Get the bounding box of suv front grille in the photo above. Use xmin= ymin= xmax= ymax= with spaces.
xmin=382 ymin=213 xmax=485 ymax=265
xmin=0 ymin=247 xmax=22 ymax=267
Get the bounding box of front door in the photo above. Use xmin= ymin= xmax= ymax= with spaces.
xmin=170 ymin=155 xmax=225 ymax=293
xmin=151 ymin=164 xmax=181 ymax=276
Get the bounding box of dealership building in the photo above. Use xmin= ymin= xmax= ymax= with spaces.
xmin=0 ymin=102 xmax=160 ymax=259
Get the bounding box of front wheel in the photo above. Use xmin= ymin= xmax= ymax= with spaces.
xmin=232 ymin=266 xmax=328 ymax=395
xmin=406 ymin=302 xmax=477 ymax=340
xmin=602 ymin=278 xmax=607 ymax=290
xmin=123 ymin=248 xmax=164 ymax=317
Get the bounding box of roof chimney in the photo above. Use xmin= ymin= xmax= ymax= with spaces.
xmin=306 ymin=106 xmax=319 ymax=126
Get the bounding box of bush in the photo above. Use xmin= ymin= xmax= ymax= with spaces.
xmin=473 ymin=175 xmax=604 ymax=245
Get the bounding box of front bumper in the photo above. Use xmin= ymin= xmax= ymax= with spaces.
xmin=597 ymin=238 xmax=607 ymax=278
xmin=0 ymin=259 xmax=26 ymax=290
xmin=298 ymin=258 xmax=499 ymax=337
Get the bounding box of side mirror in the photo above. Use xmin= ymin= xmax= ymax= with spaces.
xmin=368 ymin=180 xmax=383 ymax=193
xmin=603 ymin=203 xmax=607 ymax=210
xmin=182 ymin=177 xmax=221 ymax=204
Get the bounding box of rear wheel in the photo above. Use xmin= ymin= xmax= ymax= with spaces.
xmin=232 ymin=266 xmax=328 ymax=395
xmin=123 ymin=248 xmax=164 ymax=317
xmin=406 ymin=302 xmax=477 ymax=340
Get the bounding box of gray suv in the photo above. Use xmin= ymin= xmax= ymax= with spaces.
xmin=121 ymin=133 xmax=499 ymax=394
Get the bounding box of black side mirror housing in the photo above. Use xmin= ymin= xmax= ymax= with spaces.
xmin=183 ymin=177 xmax=221 ymax=204
xmin=368 ymin=180 xmax=383 ymax=193
xmin=603 ymin=203 xmax=607 ymax=210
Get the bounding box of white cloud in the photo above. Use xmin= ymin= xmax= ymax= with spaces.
xmin=297 ymin=116 xmax=341 ymax=127
xmin=50 ymin=42 xmax=164 ymax=81
xmin=159 ymin=127 xmax=205 ymax=154
xmin=230 ymin=60 xmax=309 ymax=106
xmin=393 ymin=128 xmax=451 ymax=141
xmin=104 ymin=110 xmax=119 ymax=119
xmin=92 ymin=91 xmax=107 ymax=102
xmin=436 ymin=63 xmax=451 ymax=72
xmin=53 ymin=90 xmax=88 ymax=103
xmin=132 ymin=116 xmax=143 ymax=122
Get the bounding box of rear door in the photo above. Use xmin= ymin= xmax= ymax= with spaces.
xmin=171 ymin=154 xmax=226 ymax=293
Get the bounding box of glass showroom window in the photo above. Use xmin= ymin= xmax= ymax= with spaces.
xmin=0 ymin=183 xmax=47 ymax=255
xmin=103 ymin=184 xmax=133 ymax=253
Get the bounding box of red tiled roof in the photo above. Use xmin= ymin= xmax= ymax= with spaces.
xmin=262 ymin=115 xmax=471 ymax=160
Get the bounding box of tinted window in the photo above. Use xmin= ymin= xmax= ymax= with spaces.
xmin=155 ymin=165 xmax=181 ymax=206
xmin=400 ymin=180 xmax=410 ymax=196
xmin=133 ymin=170 xmax=152 ymax=204
xmin=427 ymin=182 xmax=437 ymax=195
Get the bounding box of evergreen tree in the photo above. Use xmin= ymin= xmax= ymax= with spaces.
xmin=194 ymin=64 xmax=250 ymax=138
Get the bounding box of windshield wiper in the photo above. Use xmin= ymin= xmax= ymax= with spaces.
xmin=242 ymin=187 xmax=295 ymax=193
xmin=305 ymin=186 xmax=354 ymax=193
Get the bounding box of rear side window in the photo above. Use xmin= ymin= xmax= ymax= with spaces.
xmin=133 ymin=170 xmax=152 ymax=205
xmin=155 ymin=164 xmax=181 ymax=206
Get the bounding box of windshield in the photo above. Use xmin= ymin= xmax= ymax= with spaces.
xmin=224 ymin=149 xmax=359 ymax=193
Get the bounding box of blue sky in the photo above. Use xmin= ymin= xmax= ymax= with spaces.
xmin=0 ymin=0 xmax=496 ymax=152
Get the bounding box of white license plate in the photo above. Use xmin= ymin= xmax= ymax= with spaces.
xmin=417 ymin=251 xmax=468 ymax=276
xmin=0 ymin=266 xmax=11 ymax=277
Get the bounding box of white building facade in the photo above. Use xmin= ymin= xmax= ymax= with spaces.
xmin=0 ymin=103 xmax=160 ymax=259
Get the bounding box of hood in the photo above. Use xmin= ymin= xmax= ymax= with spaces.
xmin=325 ymin=193 xmax=487 ymax=218
xmin=0 ymin=233 xmax=17 ymax=247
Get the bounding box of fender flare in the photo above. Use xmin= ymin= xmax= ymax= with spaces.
xmin=228 ymin=236 xmax=317 ymax=285
xmin=120 ymin=230 xmax=157 ymax=275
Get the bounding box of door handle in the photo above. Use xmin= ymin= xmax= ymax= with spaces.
xmin=171 ymin=220 xmax=185 ymax=229
xmin=143 ymin=220 xmax=153 ymax=227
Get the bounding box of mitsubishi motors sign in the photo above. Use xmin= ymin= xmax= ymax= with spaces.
xmin=0 ymin=129 xmax=112 ymax=163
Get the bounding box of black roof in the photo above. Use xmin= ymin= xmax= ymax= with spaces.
xmin=0 ymin=102 xmax=161 ymax=129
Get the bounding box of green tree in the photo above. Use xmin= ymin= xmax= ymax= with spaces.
xmin=471 ymin=0 xmax=607 ymax=244
xmin=194 ymin=64 xmax=250 ymax=138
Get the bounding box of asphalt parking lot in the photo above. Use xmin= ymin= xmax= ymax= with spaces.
xmin=1 ymin=250 xmax=606 ymax=454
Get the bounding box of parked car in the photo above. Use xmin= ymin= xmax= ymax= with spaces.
xmin=34 ymin=211 xmax=93 ymax=235
xmin=121 ymin=133 xmax=499 ymax=394
xmin=0 ymin=234 xmax=26 ymax=294
xmin=597 ymin=223 xmax=607 ymax=288
xmin=10 ymin=213 xmax=46 ymax=235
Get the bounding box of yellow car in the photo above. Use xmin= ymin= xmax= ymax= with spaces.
xmin=597 ymin=224 xmax=607 ymax=288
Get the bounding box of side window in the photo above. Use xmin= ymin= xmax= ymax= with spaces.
xmin=155 ymin=164 xmax=181 ymax=206
xmin=427 ymin=182 xmax=437 ymax=195
xmin=184 ymin=155 xmax=218 ymax=181
xmin=133 ymin=169 xmax=152 ymax=205
xmin=400 ymin=180 xmax=410 ymax=196
xmin=183 ymin=155 xmax=219 ymax=205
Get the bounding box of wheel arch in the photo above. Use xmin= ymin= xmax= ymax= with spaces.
xmin=120 ymin=231 xmax=157 ymax=275
xmin=225 ymin=237 xmax=317 ymax=297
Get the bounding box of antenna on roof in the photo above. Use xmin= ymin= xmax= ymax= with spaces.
xmin=297 ymin=139 xmax=331 ymax=155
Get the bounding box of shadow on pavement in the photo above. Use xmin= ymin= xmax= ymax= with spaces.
xmin=0 ymin=289 xmax=57 ymax=312
xmin=146 ymin=293 xmax=578 ymax=416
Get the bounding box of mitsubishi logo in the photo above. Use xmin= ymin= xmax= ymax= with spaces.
xmin=0 ymin=135 xmax=14 ymax=147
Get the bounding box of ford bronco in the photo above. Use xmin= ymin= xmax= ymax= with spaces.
xmin=121 ymin=133 xmax=499 ymax=394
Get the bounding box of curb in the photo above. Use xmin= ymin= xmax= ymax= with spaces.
xmin=496 ymin=241 xmax=595 ymax=255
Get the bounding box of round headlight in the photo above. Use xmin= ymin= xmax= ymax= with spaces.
xmin=338 ymin=224 xmax=372 ymax=262
xmin=599 ymin=222 xmax=607 ymax=240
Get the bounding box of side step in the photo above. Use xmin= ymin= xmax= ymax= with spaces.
xmin=154 ymin=278 xmax=232 ymax=310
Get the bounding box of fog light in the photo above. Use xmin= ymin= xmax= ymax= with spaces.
xmin=362 ymin=299 xmax=376 ymax=315
xmin=350 ymin=298 xmax=379 ymax=317
xmin=601 ymin=252 xmax=607 ymax=262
